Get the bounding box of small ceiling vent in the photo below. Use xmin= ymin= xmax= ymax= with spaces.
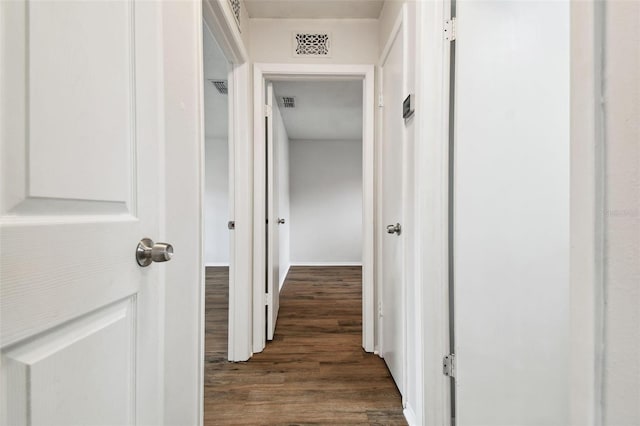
xmin=293 ymin=32 xmax=331 ymax=57
xmin=209 ymin=80 xmax=228 ymax=95
xmin=280 ymin=96 xmax=296 ymax=108
xmin=228 ymin=0 xmax=241 ymax=29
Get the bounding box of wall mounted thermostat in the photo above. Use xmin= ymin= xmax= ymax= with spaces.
xmin=403 ymin=94 xmax=415 ymax=119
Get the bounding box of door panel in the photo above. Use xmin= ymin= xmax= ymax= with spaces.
xmin=453 ymin=2 xmax=570 ymax=424
xmin=381 ymin=27 xmax=405 ymax=394
xmin=266 ymin=83 xmax=280 ymax=340
xmin=3 ymin=299 xmax=135 ymax=426
xmin=26 ymin=1 xmax=132 ymax=202
xmin=1 ymin=1 xmax=165 ymax=424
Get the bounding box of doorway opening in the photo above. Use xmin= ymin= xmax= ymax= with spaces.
xmin=202 ymin=21 xmax=232 ymax=363
xmin=264 ymin=79 xmax=365 ymax=341
xmin=252 ymin=64 xmax=376 ymax=355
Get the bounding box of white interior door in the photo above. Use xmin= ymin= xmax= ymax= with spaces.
xmin=453 ymin=2 xmax=571 ymax=424
xmin=380 ymin=27 xmax=405 ymax=394
xmin=1 ymin=1 xmax=168 ymax=424
xmin=266 ymin=82 xmax=280 ymax=340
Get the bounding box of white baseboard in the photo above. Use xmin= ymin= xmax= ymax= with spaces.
xmin=279 ymin=264 xmax=290 ymax=290
xmin=205 ymin=262 xmax=230 ymax=267
xmin=289 ymin=262 xmax=363 ymax=267
xmin=403 ymin=404 xmax=418 ymax=426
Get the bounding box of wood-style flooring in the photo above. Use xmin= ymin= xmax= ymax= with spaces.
xmin=204 ymin=266 xmax=406 ymax=425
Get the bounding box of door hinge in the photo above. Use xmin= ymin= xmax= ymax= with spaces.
xmin=264 ymin=104 xmax=272 ymax=117
xmin=444 ymin=18 xmax=456 ymax=41
xmin=265 ymin=293 xmax=270 ymax=306
xmin=227 ymin=220 xmax=235 ymax=230
xmin=443 ymin=354 xmax=456 ymax=378
xmin=378 ymin=301 xmax=383 ymax=318
xmin=378 ymin=94 xmax=384 ymax=108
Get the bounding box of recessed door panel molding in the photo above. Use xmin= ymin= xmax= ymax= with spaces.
xmin=1 ymin=298 xmax=136 ymax=426
xmin=0 ymin=0 xmax=136 ymax=217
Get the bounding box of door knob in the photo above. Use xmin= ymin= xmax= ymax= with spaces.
xmin=136 ymin=238 xmax=174 ymax=267
xmin=386 ymin=223 xmax=402 ymax=235
xmin=278 ymin=218 xmax=286 ymax=225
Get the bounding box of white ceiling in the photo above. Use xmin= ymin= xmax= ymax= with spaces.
xmin=272 ymin=80 xmax=363 ymax=140
xmin=244 ymin=0 xmax=384 ymax=19
xmin=203 ymin=27 xmax=229 ymax=140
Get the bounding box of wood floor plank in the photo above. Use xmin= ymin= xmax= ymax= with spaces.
xmin=204 ymin=266 xmax=406 ymax=425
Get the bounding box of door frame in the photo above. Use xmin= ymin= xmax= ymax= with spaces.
xmin=569 ymin=1 xmax=606 ymax=424
xmin=201 ymin=0 xmax=252 ymax=362
xmin=252 ymin=63 xmax=376 ymax=354
xmin=410 ymin=0 xmax=454 ymax=424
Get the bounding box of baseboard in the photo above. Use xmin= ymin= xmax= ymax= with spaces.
xmin=403 ymin=404 xmax=418 ymax=426
xmin=289 ymin=262 xmax=363 ymax=267
xmin=279 ymin=264 xmax=290 ymax=290
xmin=205 ymin=262 xmax=230 ymax=267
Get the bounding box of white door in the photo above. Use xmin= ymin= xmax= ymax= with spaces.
xmin=266 ymin=83 xmax=280 ymax=340
xmin=1 ymin=1 xmax=171 ymax=424
xmin=453 ymin=1 xmax=570 ymax=424
xmin=380 ymin=26 xmax=405 ymax=394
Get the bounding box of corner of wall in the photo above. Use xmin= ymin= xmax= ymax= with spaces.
xmin=239 ymin=0 xmax=251 ymax=56
xmin=377 ymin=0 xmax=405 ymax=56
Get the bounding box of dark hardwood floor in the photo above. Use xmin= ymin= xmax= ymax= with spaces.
xmin=205 ymin=267 xmax=230 ymax=363
xmin=204 ymin=266 xmax=406 ymax=425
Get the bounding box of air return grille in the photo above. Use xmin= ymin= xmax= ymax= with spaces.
xmin=293 ymin=33 xmax=331 ymax=57
xmin=281 ymin=97 xmax=296 ymax=108
xmin=228 ymin=0 xmax=241 ymax=27
xmin=209 ymin=80 xmax=228 ymax=95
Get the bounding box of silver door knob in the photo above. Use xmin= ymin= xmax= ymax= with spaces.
xmin=386 ymin=223 xmax=402 ymax=235
xmin=136 ymin=238 xmax=174 ymax=267
xmin=278 ymin=218 xmax=286 ymax=225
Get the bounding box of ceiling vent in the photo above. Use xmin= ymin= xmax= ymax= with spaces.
xmin=228 ymin=0 xmax=241 ymax=29
xmin=280 ymin=96 xmax=296 ymax=108
xmin=293 ymin=32 xmax=331 ymax=57
xmin=209 ymin=80 xmax=228 ymax=95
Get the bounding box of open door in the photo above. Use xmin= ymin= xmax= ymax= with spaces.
xmin=380 ymin=24 xmax=405 ymax=394
xmin=265 ymin=82 xmax=280 ymax=340
xmin=1 ymin=1 xmax=202 ymax=424
xmin=453 ymin=1 xmax=570 ymax=424
xmin=0 ymin=1 xmax=172 ymax=424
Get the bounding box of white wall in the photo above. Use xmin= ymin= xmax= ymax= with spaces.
xmin=204 ymin=137 xmax=229 ymax=265
xmin=272 ymin=101 xmax=291 ymax=289
xmin=602 ymin=1 xmax=640 ymax=423
xmin=289 ymin=139 xmax=363 ymax=264
xmin=249 ymin=18 xmax=379 ymax=64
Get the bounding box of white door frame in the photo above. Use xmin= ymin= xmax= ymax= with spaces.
xmin=569 ymin=1 xmax=606 ymax=424
xmin=410 ymin=0 xmax=454 ymax=423
xmin=201 ymin=0 xmax=252 ymax=363
xmin=252 ymin=63 xmax=376 ymax=354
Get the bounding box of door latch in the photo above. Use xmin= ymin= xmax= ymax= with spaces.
xmin=386 ymin=223 xmax=402 ymax=235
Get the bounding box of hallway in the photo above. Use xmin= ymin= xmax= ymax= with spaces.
xmin=204 ymin=266 xmax=406 ymax=424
